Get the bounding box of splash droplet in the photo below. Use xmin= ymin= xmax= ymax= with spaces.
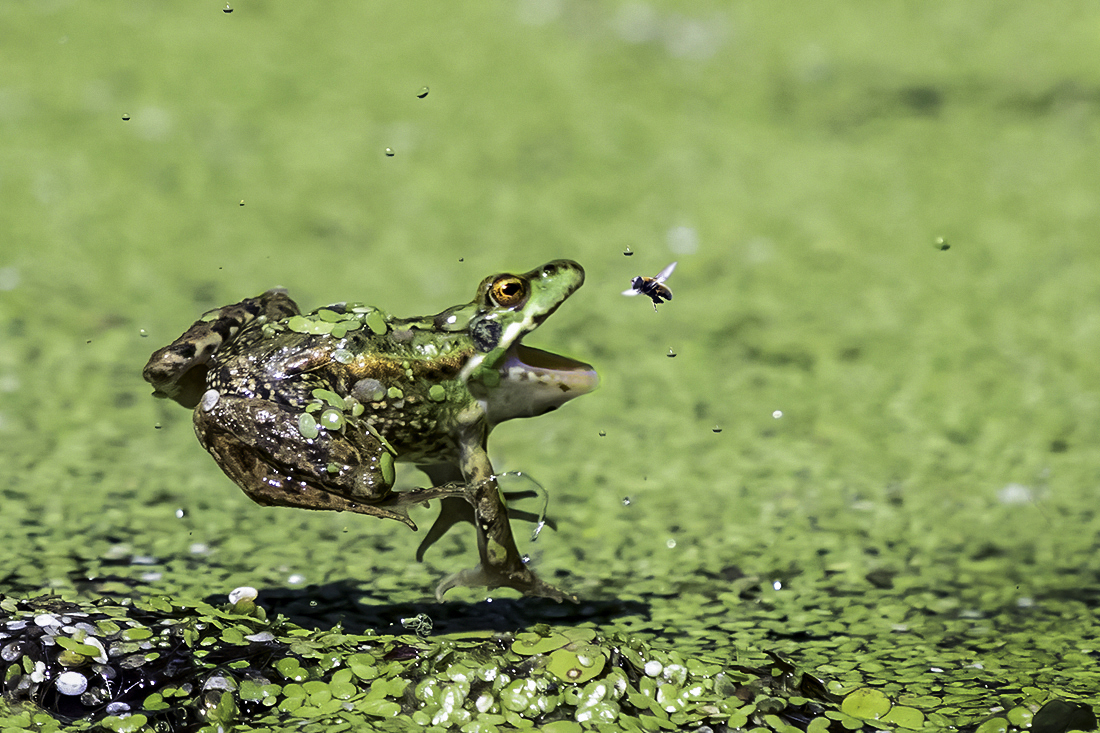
xmin=121 ymin=113 xmax=130 ymax=121
xmin=712 ymin=425 xmax=722 ymax=433
xmin=139 ymin=328 xmax=148 ymax=337
xmin=55 ymin=671 xmax=88 ymax=696
xmin=384 ymin=147 xmax=395 ymax=157
xmin=417 ymin=86 xmax=430 ymax=99
xmin=622 ymin=497 xmax=631 ymax=506
xmin=623 ymin=246 xmax=633 ymax=256
xmin=667 ymin=348 xmax=677 ymax=358
xmin=935 ymin=236 xmax=949 ymax=251
xmin=598 ymin=430 xmax=606 ymax=437
xmin=229 ymin=586 xmax=257 ymax=604
xmin=772 ymin=410 xmax=783 ymax=419
xmin=239 ymin=200 xmax=245 ymax=206
xmin=222 ymin=3 xmax=233 ymax=12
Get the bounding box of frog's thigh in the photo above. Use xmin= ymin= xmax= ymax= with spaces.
xmin=195 ymin=393 xmax=394 ymax=504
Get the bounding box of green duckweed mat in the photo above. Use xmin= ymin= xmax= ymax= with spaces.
xmin=3 ymin=1 xmax=1100 ymax=731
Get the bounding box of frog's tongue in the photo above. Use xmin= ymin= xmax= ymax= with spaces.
xmin=484 ymin=342 xmax=598 ymax=424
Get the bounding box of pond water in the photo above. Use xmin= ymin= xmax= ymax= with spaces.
xmin=2 ymin=2 xmax=1099 ymax=730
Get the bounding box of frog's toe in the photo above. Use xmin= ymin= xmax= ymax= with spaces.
xmin=416 ymin=497 xmax=473 ymax=562
xmin=434 ymin=564 xmax=576 ymax=603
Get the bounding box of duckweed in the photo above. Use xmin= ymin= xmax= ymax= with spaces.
xmin=318 ymin=409 xmax=345 ymax=432
xmin=297 ymin=412 xmax=319 ymax=439
xmin=0 ymin=593 xmax=1095 ymax=732
xmin=364 ymin=310 xmax=387 ymax=335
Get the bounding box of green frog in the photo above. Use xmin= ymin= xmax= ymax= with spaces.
xmin=143 ymin=260 xmax=598 ymax=602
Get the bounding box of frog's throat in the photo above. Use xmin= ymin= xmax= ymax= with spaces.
xmin=478 ymin=342 xmax=599 ymax=425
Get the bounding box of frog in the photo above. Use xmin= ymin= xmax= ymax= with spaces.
xmin=142 ymin=260 xmax=598 ymax=602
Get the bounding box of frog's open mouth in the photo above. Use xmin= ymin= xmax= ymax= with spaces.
xmin=483 ymin=342 xmax=599 ymax=424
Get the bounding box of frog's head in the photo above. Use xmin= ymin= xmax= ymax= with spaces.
xmin=456 ymin=260 xmax=598 ymax=426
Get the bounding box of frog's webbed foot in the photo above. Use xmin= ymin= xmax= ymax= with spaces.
xmin=414 ymin=492 xmax=557 ymax=562
xmin=415 ymin=497 xmax=473 ymax=562
xmin=435 ymin=564 xmax=576 ymax=603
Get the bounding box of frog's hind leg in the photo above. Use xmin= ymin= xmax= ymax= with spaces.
xmin=195 ymin=394 xmax=414 ymax=526
xmin=144 ymin=290 xmax=300 ymax=409
xmin=412 ymin=466 xmax=557 ymax=561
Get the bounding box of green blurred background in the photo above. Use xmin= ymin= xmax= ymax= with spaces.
xmin=3 ymin=0 xmax=1100 ymax=723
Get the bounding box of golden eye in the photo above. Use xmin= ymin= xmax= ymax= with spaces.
xmin=489 ymin=275 xmax=528 ymax=308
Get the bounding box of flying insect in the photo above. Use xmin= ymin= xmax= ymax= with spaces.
xmin=622 ymin=261 xmax=677 ymax=310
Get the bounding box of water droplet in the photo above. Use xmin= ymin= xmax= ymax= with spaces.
xmin=598 ymin=430 xmax=606 ymax=437
xmin=222 ymin=3 xmax=233 ymax=12
xmin=56 ymin=671 xmax=88 ymax=696
xmin=417 ymin=86 xmax=430 ymax=99
xmin=521 ymin=554 xmax=530 ymax=564
xmin=667 ymin=348 xmax=677 ymax=358
xmin=622 ymin=497 xmax=631 ymax=506
xmin=153 ymin=423 xmax=162 ymax=430
xmin=772 ymin=410 xmax=783 ymax=419
xmin=384 ymin=147 xmax=395 ymax=157
xmin=458 ymin=257 xmax=464 ymax=262
xmin=712 ymin=425 xmax=722 ymax=433
xmin=228 ymin=586 xmax=257 ymax=605
xmin=772 ymin=580 xmax=782 ymax=590
xmin=139 ymin=328 xmax=148 ymax=337
xmin=201 ymin=388 xmax=220 ymax=413
xmin=935 ymin=236 xmax=949 ymax=251
xmin=623 ymin=246 xmax=633 ymax=256
xmin=121 ymin=113 xmax=130 ymax=121
xmin=666 ymin=538 xmax=677 ymax=549
xmin=175 ymin=508 xmax=185 ymax=518
xmin=239 ymin=200 xmax=245 ymax=206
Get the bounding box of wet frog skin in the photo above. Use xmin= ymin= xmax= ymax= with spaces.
xmin=143 ymin=260 xmax=598 ymax=602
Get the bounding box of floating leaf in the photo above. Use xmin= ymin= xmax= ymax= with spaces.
xmin=840 ymin=687 xmax=892 ymax=720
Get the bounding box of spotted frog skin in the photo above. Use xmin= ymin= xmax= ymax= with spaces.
xmin=143 ymin=260 xmax=598 ymax=602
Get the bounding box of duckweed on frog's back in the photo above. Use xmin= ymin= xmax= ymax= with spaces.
xmin=143 ymin=261 xmax=598 ymax=601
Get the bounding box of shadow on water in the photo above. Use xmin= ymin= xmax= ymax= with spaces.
xmin=214 ymin=579 xmax=650 ymax=636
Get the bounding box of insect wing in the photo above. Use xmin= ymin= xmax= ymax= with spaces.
xmin=622 ymin=275 xmax=646 ymax=296
xmin=654 ymin=261 xmax=677 ymax=284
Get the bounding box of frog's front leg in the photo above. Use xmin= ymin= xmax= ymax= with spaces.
xmin=195 ymin=392 xmax=426 ymax=526
xmin=434 ymin=444 xmax=575 ymax=603
xmin=414 ymin=464 xmax=557 ymax=562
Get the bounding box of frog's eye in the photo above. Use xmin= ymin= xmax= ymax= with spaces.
xmin=489 ymin=275 xmax=528 ymax=308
